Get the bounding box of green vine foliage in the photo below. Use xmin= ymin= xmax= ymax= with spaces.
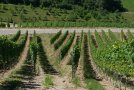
xmin=97 ymin=40 xmax=134 ymax=77
xmin=0 ymin=31 xmax=28 ymax=70
xmin=10 ymin=30 xmax=21 ymax=42
xmin=71 ymin=36 xmax=80 ymax=78
xmin=30 ymin=32 xmax=38 ymax=72
xmin=50 ymin=30 xmax=61 ymax=44
xmin=89 ymin=30 xmax=134 ymax=86
xmin=54 ymin=31 xmax=68 ymax=50
xmin=60 ymin=31 xmax=75 ymax=59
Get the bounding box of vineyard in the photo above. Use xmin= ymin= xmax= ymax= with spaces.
xmin=0 ymin=30 xmax=134 ymax=90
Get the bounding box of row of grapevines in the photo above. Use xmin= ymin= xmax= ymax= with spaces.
xmin=10 ymin=30 xmax=21 ymax=42
xmin=17 ymin=31 xmax=28 ymax=51
xmin=50 ymin=30 xmax=61 ymax=44
xmin=88 ymin=30 xmax=104 ymax=73
xmin=30 ymin=31 xmax=38 ymax=72
xmin=72 ymin=36 xmax=80 ymax=78
xmin=54 ymin=31 xmax=68 ymax=50
xmin=0 ymin=37 xmax=18 ymax=69
xmin=89 ymin=30 xmax=134 ymax=87
xmin=94 ymin=30 xmax=104 ymax=47
xmin=83 ymin=34 xmax=94 ymax=78
xmin=101 ymin=30 xmax=111 ymax=45
xmin=0 ymin=50 xmax=32 ymax=90
xmin=79 ymin=30 xmax=83 ymax=49
xmin=90 ymin=34 xmax=98 ymax=48
xmin=0 ymin=34 xmax=37 ymax=90
xmin=85 ymin=33 xmax=105 ymax=90
xmin=95 ymin=41 xmax=134 ymax=87
xmin=0 ymin=31 xmax=28 ymax=70
xmin=60 ymin=31 xmax=75 ymax=59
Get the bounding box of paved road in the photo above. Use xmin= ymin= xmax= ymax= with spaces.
xmin=0 ymin=27 xmax=134 ymax=35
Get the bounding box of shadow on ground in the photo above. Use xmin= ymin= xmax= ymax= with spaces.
xmin=38 ymin=36 xmax=59 ymax=75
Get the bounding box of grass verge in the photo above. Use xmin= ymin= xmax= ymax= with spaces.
xmin=85 ymin=79 xmax=105 ymax=90
xmin=72 ymin=77 xmax=81 ymax=87
xmin=43 ymin=75 xmax=54 ymax=88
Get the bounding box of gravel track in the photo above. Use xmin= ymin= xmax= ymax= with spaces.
xmin=0 ymin=28 xmax=134 ymax=35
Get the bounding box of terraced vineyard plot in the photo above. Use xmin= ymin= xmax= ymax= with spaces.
xmin=0 ymin=30 xmax=134 ymax=90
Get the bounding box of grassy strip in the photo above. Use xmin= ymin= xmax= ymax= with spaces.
xmin=72 ymin=77 xmax=81 ymax=87
xmin=85 ymin=79 xmax=104 ymax=90
xmin=20 ymin=21 xmax=134 ymax=28
xmin=37 ymin=36 xmax=58 ymax=74
xmin=89 ymin=30 xmax=134 ymax=88
xmin=127 ymin=30 xmax=134 ymax=41
xmin=108 ymin=30 xmax=118 ymax=42
xmin=43 ymin=75 xmax=53 ymax=88
xmin=120 ymin=30 xmax=127 ymax=41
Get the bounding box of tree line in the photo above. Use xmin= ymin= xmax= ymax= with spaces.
xmin=0 ymin=0 xmax=125 ymax=12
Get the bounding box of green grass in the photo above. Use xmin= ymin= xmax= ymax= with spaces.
xmin=121 ymin=0 xmax=134 ymax=12
xmin=121 ymin=12 xmax=134 ymax=23
xmin=85 ymin=79 xmax=105 ymax=90
xmin=121 ymin=0 xmax=134 ymax=23
xmin=72 ymin=77 xmax=81 ymax=87
xmin=43 ymin=75 xmax=54 ymax=88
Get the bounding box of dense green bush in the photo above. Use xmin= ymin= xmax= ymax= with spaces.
xmin=0 ymin=23 xmax=6 ymax=27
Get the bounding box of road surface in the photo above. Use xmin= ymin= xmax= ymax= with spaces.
xmin=0 ymin=27 xmax=134 ymax=35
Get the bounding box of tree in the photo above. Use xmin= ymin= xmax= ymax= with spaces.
xmin=83 ymin=0 xmax=104 ymax=11
xmin=0 ymin=0 xmax=125 ymax=12
xmin=103 ymin=0 xmax=125 ymax=12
